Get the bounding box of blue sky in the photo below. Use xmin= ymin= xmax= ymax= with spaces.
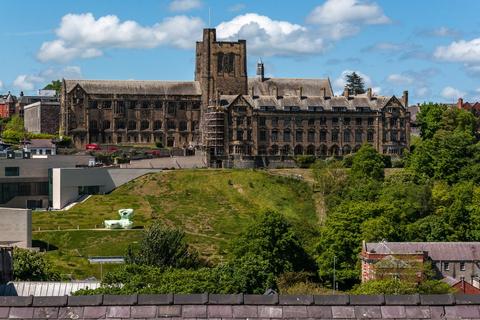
xmin=2 ymin=0 xmax=480 ymax=104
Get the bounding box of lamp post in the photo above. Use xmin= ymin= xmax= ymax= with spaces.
xmin=333 ymin=255 xmax=337 ymax=294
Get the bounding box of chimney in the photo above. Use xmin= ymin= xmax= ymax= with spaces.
xmin=343 ymin=86 xmax=349 ymax=98
xmin=367 ymin=88 xmax=372 ymax=99
xmin=256 ymin=59 xmax=265 ymax=81
xmin=402 ymin=90 xmax=409 ymax=107
xmin=250 ymin=86 xmax=255 ymax=98
xmin=458 ymin=97 xmax=464 ymax=109
xmin=20 ymin=91 xmax=24 ymax=97
xmin=274 ymin=86 xmax=279 ymax=99
xmin=299 ymin=87 xmax=303 ymax=99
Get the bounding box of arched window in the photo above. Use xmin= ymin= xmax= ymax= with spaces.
xmin=294 ymin=145 xmax=304 ymax=155
xmin=281 ymin=145 xmax=291 ymax=156
xmin=318 ymin=145 xmax=327 ymax=156
xmin=270 ymin=145 xmax=279 ymax=155
xmin=306 ymin=145 xmax=315 ymax=155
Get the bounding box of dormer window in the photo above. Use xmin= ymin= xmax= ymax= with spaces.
xmin=333 ymin=107 xmax=347 ymax=112
xmin=308 ymin=106 xmax=323 ymax=111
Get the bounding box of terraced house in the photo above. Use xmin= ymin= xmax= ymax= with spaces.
xmin=61 ymin=28 xmax=410 ymax=167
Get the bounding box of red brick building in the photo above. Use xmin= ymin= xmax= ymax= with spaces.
xmin=457 ymin=98 xmax=480 ymax=116
xmin=0 ymin=93 xmax=17 ymax=118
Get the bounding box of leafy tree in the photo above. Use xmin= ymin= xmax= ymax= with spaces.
xmin=126 ymin=222 xmax=199 ymax=268
xmin=43 ymin=80 xmax=62 ymax=95
xmin=345 ymin=72 xmax=366 ymax=95
xmin=13 ymin=248 xmax=60 ymax=281
xmin=416 ymin=103 xmax=448 ymax=139
xmin=350 ymin=144 xmax=385 ymax=180
xmin=1 ymin=115 xmax=27 ymax=144
xmin=231 ymin=210 xmax=314 ymax=276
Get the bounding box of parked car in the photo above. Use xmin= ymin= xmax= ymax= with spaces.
xmin=86 ymin=143 xmax=101 ymax=151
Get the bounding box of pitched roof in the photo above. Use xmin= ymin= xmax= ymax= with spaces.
xmin=64 ymin=80 xmax=202 ymax=96
xmin=365 ymin=242 xmax=480 ymax=261
xmin=28 ymin=139 xmax=55 ymax=149
xmin=248 ymin=77 xmax=334 ymax=97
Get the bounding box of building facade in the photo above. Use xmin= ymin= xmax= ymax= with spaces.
xmin=23 ymin=101 xmax=60 ymax=135
xmin=61 ymin=28 xmax=410 ymax=166
xmin=361 ymin=241 xmax=480 ymax=290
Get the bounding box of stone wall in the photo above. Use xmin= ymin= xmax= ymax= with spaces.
xmin=1 ymin=293 xmax=480 ymax=319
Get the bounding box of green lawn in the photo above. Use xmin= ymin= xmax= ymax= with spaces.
xmin=33 ymin=169 xmax=319 ymax=279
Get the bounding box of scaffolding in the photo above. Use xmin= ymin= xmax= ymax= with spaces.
xmin=203 ymin=106 xmax=225 ymax=159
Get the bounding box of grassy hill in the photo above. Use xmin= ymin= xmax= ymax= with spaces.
xmin=32 ymin=169 xmax=320 ymax=279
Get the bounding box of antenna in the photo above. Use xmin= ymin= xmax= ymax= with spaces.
xmin=208 ymin=7 xmax=211 ymax=28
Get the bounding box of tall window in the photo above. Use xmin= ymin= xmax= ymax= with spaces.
xmin=179 ymin=121 xmax=188 ymax=131
xmin=308 ymin=130 xmax=315 ymax=143
xmin=103 ymin=120 xmax=111 ymax=130
xmin=368 ymin=117 xmax=374 ymax=126
xmin=319 ymin=117 xmax=327 ymax=125
xmin=332 ymin=130 xmax=339 ymax=142
xmin=141 ymin=120 xmax=150 ymax=130
xmin=154 ymin=120 xmax=162 ymax=130
xmin=259 ymin=130 xmax=267 ymax=141
xmin=356 ymin=118 xmax=362 ymax=126
xmin=236 ymin=129 xmax=243 ymax=140
xmin=355 ymin=130 xmax=362 ymax=143
xmin=296 ymin=130 xmax=303 ymax=142
xmin=259 ymin=117 xmax=266 ymax=126
xmin=128 ymin=120 xmax=137 ymax=130
xmin=332 ymin=117 xmax=339 ymax=125
xmin=283 ymin=129 xmax=291 ymax=142
xmin=343 ymin=130 xmax=351 ymax=143
xmin=271 ymin=130 xmax=278 ymax=142
xmin=320 ymin=130 xmax=327 ymax=142
xmin=344 ymin=117 xmax=351 ymax=125
xmin=89 ymin=120 xmax=98 ymax=130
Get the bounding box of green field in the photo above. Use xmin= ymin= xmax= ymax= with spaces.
xmin=32 ymin=169 xmax=320 ymax=279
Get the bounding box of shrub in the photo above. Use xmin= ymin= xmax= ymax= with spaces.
xmin=13 ymin=248 xmax=60 ymax=281
xmin=294 ymin=155 xmax=316 ymax=168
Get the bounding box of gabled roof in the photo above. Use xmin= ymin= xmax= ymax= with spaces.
xmin=64 ymin=80 xmax=202 ymax=96
xmin=365 ymin=242 xmax=480 ymax=261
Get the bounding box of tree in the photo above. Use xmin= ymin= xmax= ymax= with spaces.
xmin=125 ymin=222 xmax=199 ymax=268
xmin=43 ymin=80 xmax=62 ymax=95
xmin=231 ymin=210 xmax=314 ymax=276
xmin=350 ymin=144 xmax=385 ymax=180
xmin=345 ymin=72 xmax=366 ymax=95
xmin=13 ymin=248 xmax=60 ymax=281
xmin=416 ymin=103 xmax=448 ymax=140
xmin=1 ymin=115 xmax=27 ymax=144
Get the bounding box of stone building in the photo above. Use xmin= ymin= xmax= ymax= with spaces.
xmin=61 ymin=28 xmax=410 ymax=167
xmin=23 ymin=101 xmax=60 ymax=135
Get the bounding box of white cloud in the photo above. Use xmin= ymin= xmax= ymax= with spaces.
xmin=387 ymin=74 xmax=414 ymax=85
xmin=307 ymin=0 xmax=390 ymax=25
xmin=13 ymin=66 xmax=82 ymax=92
xmin=434 ymin=38 xmax=480 ymax=63
xmin=169 ymin=0 xmax=202 ymax=12
xmin=415 ymin=86 xmax=430 ymax=99
xmin=37 ymin=13 xmax=204 ymax=62
xmin=216 ymin=13 xmax=325 ymax=56
xmin=441 ymin=86 xmax=465 ymax=100
xmin=431 ymin=27 xmax=460 ymax=37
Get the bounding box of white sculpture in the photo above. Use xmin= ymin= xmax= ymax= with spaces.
xmin=104 ymin=209 xmax=134 ymax=229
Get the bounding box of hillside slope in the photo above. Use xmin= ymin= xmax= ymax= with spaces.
xmin=33 ymin=169 xmax=319 ymax=278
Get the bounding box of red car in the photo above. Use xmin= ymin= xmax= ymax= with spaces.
xmin=86 ymin=143 xmax=101 ymax=151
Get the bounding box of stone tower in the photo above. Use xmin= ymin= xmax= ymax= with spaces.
xmin=195 ymin=28 xmax=248 ymax=109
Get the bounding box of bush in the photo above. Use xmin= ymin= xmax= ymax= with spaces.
xmin=13 ymin=248 xmax=60 ymax=281
xmin=155 ymin=142 xmax=164 ymax=148
xmin=126 ymin=222 xmax=199 ymax=269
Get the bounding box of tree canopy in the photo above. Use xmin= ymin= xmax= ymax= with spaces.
xmin=345 ymin=72 xmax=366 ymax=95
xmin=43 ymin=80 xmax=62 ymax=94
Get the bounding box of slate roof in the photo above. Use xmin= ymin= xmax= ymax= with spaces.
xmin=365 ymin=242 xmax=480 ymax=261
xmin=248 ymin=77 xmax=334 ymax=97
xmin=219 ymin=92 xmax=400 ymax=111
xmin=64 ymin=80 xmax=202 ymax=96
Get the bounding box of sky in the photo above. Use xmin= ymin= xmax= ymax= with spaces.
xmin=1 ymin=0 xmax=480 ymax=104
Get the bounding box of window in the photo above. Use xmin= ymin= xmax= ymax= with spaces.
xmin=5 ymin=167 xmax=19 ymax=176
xmin=247 ymin=129 xmax=252 ymax=141
xmin=356 ymin=118 xmax=362 ymax=126
xmin=332 ymin=130 xmax=339 ymax=142
xmin=236 ymin=129 xmax=243 ymax=140
xmin=78 ymin=185 xmax=100 ymax=196
xmin=103 ymin=120 xmax=111 ymax=130
xmin=167 ymin=102 xmax=175 ymax=114
xmin=344 ymin=130 xmax=351 ymax=143
xmin=344 ymin=117 xmax=351 ymax=125
xmin=89 ymin=120 xmax=98 ymax=131
xmin=103 ymin=101 xmax=112 ymax=109
xmin=308 ymin=130 xmax=315 ymax=143
xmin=271 ymin=117 xmax=279 ymax=127
xmin=444 ymin=262 xmax=450 ymax=271
xmin=332 ymin=117 xmax=339 ymax=125
xmin=141 ymin=120 xmax=150 ymax=130
xmin=154 ymin=120 xmax=162 ymax=130
xmin=89 ymin=100 xmax=98 ymax=109
xmin=308 ymin=118 xmax=315 ymax=126
xmin=355 ymin=130 xmax=363 ymax=143
xmin=259 ymin=117 xmax=266 ymax=126
xmin=115 ymin=101 xmax=125 ymax=114
xmin=247 ymin=117 xmax=252 ymax=126
xmin=115 ymin=120 xmax=125 ymax=130
xmin=142 ymin=101 xmax=150 ymax=109
xmin=283 ymin=130 xmax=291 ymax=142
xmin=192 ymin=102 xmax=200 ymax=110
xmin=391 ymin=130 xmax=398 ymax=142
xmin=320 ymin=130 xmax=327 ymax=142
xmin=319 ymin=117 xmax=327 ymax=125
xmin=296 ymin=130 xmax=303 ymax=142
xmin=179 ymin=102 xmax=187 ymax=110
xmin=154 ymin=101 xmax=163 ymax=109
xmin=179 ymin=121 xmax=187 ymax=131
xmin=259 ymin=130 xmax=267 ymax=141
xmin=295 ymin=118 xmax=303 ymax=126
xmin=368 ymin=117 xmax=374 ymax=126
xmin=271 ymin=130 xmax=278 ymax=142
xmin=284 ymin=118 xmax=291 ymax=127
xmin=128 ymin=100 xmax=137 ymax=109
xmin=460 ymin=262 xmax=466 ymax=271
xmin=167 ymin=120 xmax=176 ymax=130
xmin=128 ymin=120 xmax=137 ymax=130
